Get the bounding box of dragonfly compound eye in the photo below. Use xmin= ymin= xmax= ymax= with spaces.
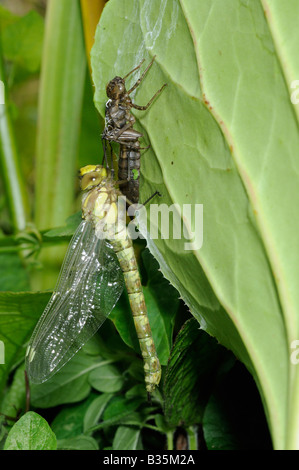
xmin=80 ymin=171 xmax=102 ymax=190
xmin=79 ymin=165 xmax=108 ymax=190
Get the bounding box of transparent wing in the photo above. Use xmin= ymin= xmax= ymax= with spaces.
xmin=26 ymin=220 xmax=124 ymax=383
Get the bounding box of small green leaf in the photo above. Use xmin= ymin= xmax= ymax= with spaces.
xmin=57 ymin=435 xmax=99 ymax=450
xmin=114 ymin=411 xmax=146 ymax=427
xmin=84 ymin=393 xmax=113 ymax=433
xmin=154 ymin=414 xmax=173 ymax=433
xmin=125 ymin=384 xmax=147 ymax=399
xmin=112 ymin=426 xmax=142 ymax=450
xmin=51 ymin=393 xmax=97 ymax=439
xmin=4 ymin=412 xmax=57 ymax=450
xmin=103 ymin=396 xmax=143 ymax=422
xmin=81 ymin=334 xmax=103 ymax=356
xmin=88 ymin=396 xmax=144 ymax=432
xmin=44 ymin=211 xmax=82 ymax=239
xmin=89 ymin=364 xmax=125 ymax=393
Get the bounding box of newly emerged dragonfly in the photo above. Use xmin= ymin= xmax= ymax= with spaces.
xmin=102 ymin=56 xmax=166 ymax=203
xmin=26 ymin=165 xmax=161 ymax=393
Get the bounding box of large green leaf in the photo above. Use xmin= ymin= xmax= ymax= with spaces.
xmin=91 ymin=0 xmax=299 ymax=449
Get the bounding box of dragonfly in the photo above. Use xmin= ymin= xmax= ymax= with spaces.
xmin=26 ymin=164 xmax=161 ymax=393
xmin=102 ymin=56 xmax=166 ymax=204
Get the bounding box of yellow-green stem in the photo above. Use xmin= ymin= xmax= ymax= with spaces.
xmin=0 ymin=39 xmax=29 ymax=232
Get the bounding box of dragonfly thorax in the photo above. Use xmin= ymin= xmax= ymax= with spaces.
xmin=81 ymin=173 xmax=123 ymax=240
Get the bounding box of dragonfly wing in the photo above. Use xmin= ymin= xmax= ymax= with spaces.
xmin=26 ymin=220 xmax=124 ymax=383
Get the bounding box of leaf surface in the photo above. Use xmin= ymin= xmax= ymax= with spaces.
xmin=91 ymin=0 xmax=299 ymax=448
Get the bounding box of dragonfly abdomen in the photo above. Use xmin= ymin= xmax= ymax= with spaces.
xmin=118 ymin=144 xmax=140 ymax=204
xmin=110 ymin=232 xmax=161 ymax=393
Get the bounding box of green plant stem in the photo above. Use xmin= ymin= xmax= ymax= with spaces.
xmin=35 ymin=0 xmax=86 ymax=231
xmin=0 ymin=40 xmax=29 ymax=232
xmin=187 ymin=426 xmax=198 ymax=450
xmin=33 ymin=0 xmax=86 ymax=289
xmin=141 ymin=423 xmax=162 ymax=433
xmin=166 ymin=430 xmax=173 ymax=450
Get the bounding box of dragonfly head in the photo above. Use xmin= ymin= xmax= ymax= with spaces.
xmin=106 ymin=76 xmax=126 ymax=100
xmin=79 ymin=165 xmax=108 ymax=190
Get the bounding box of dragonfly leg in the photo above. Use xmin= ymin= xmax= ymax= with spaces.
xmin=123 ymin=58 xmax=145 ymax=81
xmin=109 ymin=142 xmax=115 ymax=178
xmin=131 ymin=83 xmax=167 ymax=111
xmin=115 ymin=183 xmax=134 ymax=206
xmin=127 ymin=55 xmax=156 ymax=95
xmin=142 ymin=191 xmax=162 ymax=206
xmin=126 ymin=190 xmax=161 ymax=214
xmin=101 ymin=138 xmax=108 ymax=168
xmin=112 ymin=122 xmax=134 ymax=141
